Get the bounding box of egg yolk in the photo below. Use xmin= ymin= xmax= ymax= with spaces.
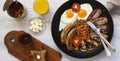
xmin=78 ymin=9 xmax=87 ymax=18
xmin=66 ymin=10 xmax=74 ymax=18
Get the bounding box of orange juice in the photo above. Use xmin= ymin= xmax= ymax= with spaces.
xmin=33 ymin=0 xmax=49 ymax=14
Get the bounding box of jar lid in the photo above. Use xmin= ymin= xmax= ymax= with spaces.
xmin=3 ymin=0 xmax=13 ymax=11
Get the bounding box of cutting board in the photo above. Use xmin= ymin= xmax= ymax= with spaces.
xmin=4 ymin=31 xmax=61 ymax=61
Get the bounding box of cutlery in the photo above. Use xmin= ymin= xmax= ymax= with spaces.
xmin=87 ymin=21 xmax=116 ymax=56
xmin=99 ymin=35 xmax=111 ymax=56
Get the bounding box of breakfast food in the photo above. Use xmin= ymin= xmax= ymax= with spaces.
xmin=71 ymin=3 xmax=80 ymax=12
xmin=59 ymin=3 xmax=93 ymax=31
xmin=87 ymin=9 xmax=102 ymax=21
xmin=31 ymin=50 xmax=47 ymax=61
xmin=61 ymin=23 xmax=75 ymax=44
xmin=4 ymin=31 xmax=61 ymax=61
xmin=29 ymin=17 xmax=43 ymax=33
xmin=61 ymin=9 xmax=78 ymax=24
xmin=59 ymin=2 xmax=109 ymax=51
xmin=61 ymin=20 xmax=101 ymax=51
xmin=77 ymin=3 xmax=93 ymax=20
xmin=61 ymin=18 xmax=108 ymax=51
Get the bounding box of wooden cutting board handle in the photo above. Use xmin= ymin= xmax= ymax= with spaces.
xmin=4 ymin=31 xmax=61 ymax=61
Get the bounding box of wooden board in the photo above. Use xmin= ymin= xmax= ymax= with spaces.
xmin=4 ymin=31 xmax=61 ymax=61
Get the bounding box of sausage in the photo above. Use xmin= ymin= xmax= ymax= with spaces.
xmin=66 ymin=28 xmax=77 ymax=50
xmin=92 ymin=17 xmax=108 ymax=26
xmin=90 ymin=32 xmax=101 ymax=42
xmin=96 ymin=17 xmax=108 ymax=26
xmin=61 ymin=23 xmax=75 ymax=44
xmin=90 ymin=32 xmax=98 ymax=39
xmin=100 ymin=25 xmax=107 ymax=30
xmin=100 ymin=29 xmax=108 ymax=34
xmin=87 ymin=9 xmax=102 ymax=21
xmin=100 ymin=25 xmax=108 ymax=34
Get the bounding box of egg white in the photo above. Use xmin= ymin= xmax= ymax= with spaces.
xmin=78 ymin=3 xmax=93 ymax=20
xmin=59 ymin=21 xmax=67 ymax=31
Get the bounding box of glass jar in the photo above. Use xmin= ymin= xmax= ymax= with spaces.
xmin=7 ymin=1 xmax=27 ymax=18
xmin=29 ymin=17 xmax=46 ymax=34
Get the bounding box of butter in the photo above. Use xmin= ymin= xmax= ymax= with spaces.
xmin=29 ymin=17 xmax=43 ymax=33
xmin=36 ymin=54 xmax=41 ymax=59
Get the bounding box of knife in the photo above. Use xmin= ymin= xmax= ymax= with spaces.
xmin=87 ymin=21 xmax=116 ymax=52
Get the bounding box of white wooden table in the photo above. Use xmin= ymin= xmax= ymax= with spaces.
xmin=0 ymin=0 xmax=120 ymax=61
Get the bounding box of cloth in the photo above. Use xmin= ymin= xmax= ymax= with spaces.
xmin=105 ymin=0 xmax=120 ymax=11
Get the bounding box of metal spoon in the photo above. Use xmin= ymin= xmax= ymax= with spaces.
xmin=98 ymin=29 xmax=111 ymax=56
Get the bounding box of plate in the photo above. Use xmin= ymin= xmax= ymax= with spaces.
xmin=51 ymin=0 xmax=114 ymax=58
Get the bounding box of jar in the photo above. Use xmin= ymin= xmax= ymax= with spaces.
xmin=7 ymin=1 xmax=27 ymax=18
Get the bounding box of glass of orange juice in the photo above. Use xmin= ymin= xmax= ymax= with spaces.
xmin=33 ymin=0 xmax=49 ymax=14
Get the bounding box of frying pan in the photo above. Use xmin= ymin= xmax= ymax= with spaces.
xmin=51 ymin=0 xmax=114 ymax=58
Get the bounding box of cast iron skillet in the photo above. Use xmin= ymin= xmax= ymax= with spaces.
xmin=51 ymin=0 xmax=114 ymax=58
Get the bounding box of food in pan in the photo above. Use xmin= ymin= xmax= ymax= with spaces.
xmin=61 ymin=9 xmax=78 ymax=24
xmin=61 ymin=18 xmax=108 ymax=51
xmin=59 ymin=3 xmax=93 ymax=31
xmin=60 ymin=3 xmax=109 ymax=51
xmin=77 ymin=3 xmax=93 ymax=20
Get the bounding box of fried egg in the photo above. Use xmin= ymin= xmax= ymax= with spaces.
xmin=59 ymin=3 xmax=93 ymax=31
xmin=59 ymin=9 xmax=77 ymax=31
xmin=61 ymin=9 xmax=78 ymax=24
xmin=78 ymin=3 xmax=93 ymax=20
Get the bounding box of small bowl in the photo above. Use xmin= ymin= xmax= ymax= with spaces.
xmin=29 ymin=17 xmax=46 ymax=35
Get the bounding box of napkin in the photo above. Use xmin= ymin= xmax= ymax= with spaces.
xmin=105 ymin=0 xmax=120 ymax=11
